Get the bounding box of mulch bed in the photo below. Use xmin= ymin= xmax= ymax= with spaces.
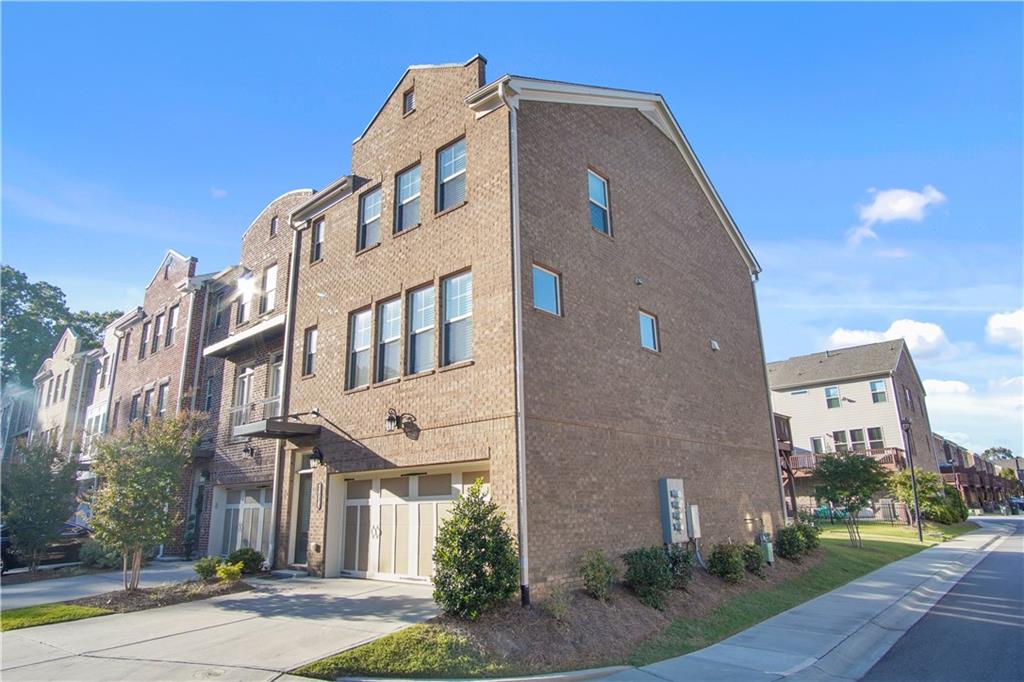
xmin=68 ymin=579 xmax=252 ymax=614
xmin=437 ymin=550 xmax=824 ymax=674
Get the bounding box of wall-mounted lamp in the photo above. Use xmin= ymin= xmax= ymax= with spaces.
xmin=385 ymin=408 xmax=404 ymax=432
xmin=242 ymin=444 xmax=258 ymax=459
xmin=309 ymin=447 xmax=324 ymax=467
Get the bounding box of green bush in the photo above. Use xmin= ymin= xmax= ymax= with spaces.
xmin=922 ymin=486 xmax=969 ymax=524
xmin=432 ymin=482 xmax=519 ymax=620
xmin=79 ymin=539 xmax=122 ymax=569
xmin=741 ymin=543 xmax=765 ymax=578
xmin=664 ymin=543 xmax=694 ymax=589
xmin=194 ymin=556 xmax=222 ymax=580
xmin=707 ymin=543 xmax=745 ymax=584
xmin=621 ymin=547 xmax=674 ymax=610
xmin=794 ymin=522 xmax=821 ymax=550
xmin=227 ymin=548 xmax=265 ymax=575
xmin=579 ymin=548 xmax=616 ymax=601
xmin=215 ymin=560 xmax=243 ymax=583
xmin=775 ymin=525 xmax=808 ymax=560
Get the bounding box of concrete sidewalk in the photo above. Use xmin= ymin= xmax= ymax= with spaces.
xmin=604 ymin=519 xmax=1015 ymax=682
xmin=0 ymin=560 xmax=197 ymax=611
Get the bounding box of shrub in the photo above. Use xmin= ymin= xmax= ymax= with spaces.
xmin=775 ymin=525 xmax=808 ymax=560
xmin=79 ymin=540 xmax=122 ymax=569
xmin=194 ymin=556 xmax=222 ymax=580
xmin=664 ymin=543 xmax=694 ymax=589
xmin=215 ymin=560 xmax=243 ymax=583
xmin=741 ymin=543 xmax=765 ymax=578
xmin=707 ymin=543 xmax=745 ymax=584
xmin=794 ymin=522 xmax=821 ymax=550
xmin=579 ymin=548 xmax=616 ymax=601
xmin=432 ymin=482 xmax=519 ymax=620
xmin=622 ymin=547 xmax=673 ymax=609
xmin=227 ymin=548 xmax=265 ymax=575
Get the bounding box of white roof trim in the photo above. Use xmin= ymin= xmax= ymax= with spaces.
xmin=469 ymin=76 xmax=761 ymax=275
xmin=242 ymin=188 xmax=315 ymax=238
xmin=145 ymin=249 xmax=194 ymax=290
xmin=290 ymin=175 xmax=353 ymax=226
xmin=203 ymin=313 xmax=286 ymax=357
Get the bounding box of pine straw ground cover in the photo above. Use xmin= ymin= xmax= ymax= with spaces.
xmin=296 ymin=529 xmax=973 ymax=679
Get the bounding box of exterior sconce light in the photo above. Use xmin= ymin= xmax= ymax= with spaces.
xmin=242 ymin=444 xmax=258 ymax=459
xmin=309 ymin=447 xmax=324 ymax=467
xmin=385 ymin=408 xmax=402 ymax=433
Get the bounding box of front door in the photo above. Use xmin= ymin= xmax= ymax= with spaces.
xmin=293 ymin=473 xmax=312 ymax=565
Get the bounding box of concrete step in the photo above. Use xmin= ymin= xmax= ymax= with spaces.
xmin=271 ymin=568 xmax=309 ymax=579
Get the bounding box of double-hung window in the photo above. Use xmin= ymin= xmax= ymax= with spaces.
xmin=156 ymin=384 xmax=168 ymax=418
xmin=60 ymin=370 xmax=69 ymax=400
xmin=139 ymin=322 xmax=151 ymax=359
xmin=407 ymin=285 xmax=435 ymax=374
xmin=437 ymin=139 xmax=466 ymax=211
xmin=152 ymin=313 xmax=164 ymax=352
xmin=260 ymin=264 xmax=278 ymax=314
xmin=302 ymin=327 xmax=318 ymax=376
xmin=395 ymin=166 xmax=421 ymax=232
xmin=832 ymin=430 xmax=849 ymax=453
xmin=639 ymin=311 xmax=659 ymax=351
xmin=376 ymin=298 xmax=402 ymax=382
xmin=237 ymin=273 xmax=253 ymax=324
xmin=211 ymin=294 xmax=224 ymax=328
xmin=270 ymin=216 xmax=279 ymax=237
xmin=310 ymin=218 xmax=325 ymax=262
xmin=129 ymin=394 xmax=140 ymax=422
xmin=358 ymin=188 xmax=382 ymax=251
xmin=122 ymin=332 xmax=131 ymax=361
xmin=811 ymin=437 xmax=824 ymax=455
xmin=99 ymin=356 xmax=109 ymax=389
xmin=587 ymin=170 xmax=610 ymax=234
xmin=532 ymin=266 xmax=561 ymax=315
xmin=204 ymin=377 xmax=216 ymax=411
xmin=825 ymin=386 xmax=841 ymax=409
xmin=904 ymin=386 xmax=914 ymax=411
xmin=402 ymin=88 xmax=415 ymax=115
xmin=166 ymin=305 xmax=179 ymax=346
xmin=143 ymin=389 xmax=154 ymax=425
xmin=347 ymin=310 xmax=372 ymax=388
xmin=868 ymin=427 xmax=884 ymax=450
xmin=442 ymin=272 xmax=473 ymax=365
xmin=869 ymin=379 xmax=887 ymax=403
xmin=850 ymin=429 xmax=866 ymax=451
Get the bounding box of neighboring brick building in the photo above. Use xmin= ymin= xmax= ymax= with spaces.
xmin=935 ymin=433 xmax=1008 ymax=511
xmin=264 ymin=57 xmax=784 ymax=598
xmin=30 ymin=328 xmax=96 ymax=457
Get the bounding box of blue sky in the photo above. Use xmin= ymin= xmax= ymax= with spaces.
xmin=3 ymin=2 xmax=1022 ymax=454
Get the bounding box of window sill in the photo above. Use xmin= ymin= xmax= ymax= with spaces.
xmin=403 ymin=368 xmax=435 ymax=382
xmin=355 ymin=242 xmax=381 ymax=257
xmin=309 ymin=258 xmax=324 ymax=268
xmin=591 ymin=226 xmax=614 ymax=239
xmin=438 ymin=359 xmax=474 ymax=373
xmin=300 ymin=373 xmax=317 ymax=381
xmin=393 ymin=223 xmax=421 ymax=238
xmin=435 ymin=200 xmax=468 ymax=220
xmin=532 ymin=307 xmax=562 ymax=319
xmin=344 ymin=385 xmax=370 ymax=395
xmin=402 ymin=108 xmax=416 ymax=119
xmin=640 ymin=347 xmax=661 ymax=356
xmin=373 ymin=377 xmax=401 ymax=388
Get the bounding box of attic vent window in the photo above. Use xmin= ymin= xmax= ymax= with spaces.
xmin=403 ymin=88 xmax=415 ymax=115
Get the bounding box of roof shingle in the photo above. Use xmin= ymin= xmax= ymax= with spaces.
xmin=767 ymin=340 xmax=905 ymax=390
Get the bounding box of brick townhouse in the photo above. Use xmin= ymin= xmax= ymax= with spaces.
xmin=197 ymin=189 xmax=313 ymax=560
xmin=106 ymin=250 xmax=217 ymax=555
xmin=30 ymin=328 xmax=96 ymax=457
xmin=246 ymin=56 xmax=786 ymax=598
xmin=934 ymin=433 xmax=1007 ymax=511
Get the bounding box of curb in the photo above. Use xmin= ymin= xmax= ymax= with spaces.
xmin=337 ymin=666 xmax=633 ymax=682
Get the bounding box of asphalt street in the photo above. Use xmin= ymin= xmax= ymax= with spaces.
xmin=861 ymin=517 xmax=1023 ymax=682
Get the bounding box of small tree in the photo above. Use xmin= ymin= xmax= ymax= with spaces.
xmin=432 ymin=481 xmax=519 ymax=620
xmin=0 ymin=441 xmax=78 ymax=573
xmin=889 ymin=469 xmax=943 ymax=525
xmin=998 ymin=467 xmax=1022 ymax=497
xmin=814 ymin=454 xmax=889 ymax=547
xmin=91 ymin=412 xmax=204 ymax=590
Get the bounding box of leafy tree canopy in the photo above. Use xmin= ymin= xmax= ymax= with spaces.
xmin=981 ymin=446 xmax=1014 ymax=460
xmin=814 ymin=453 xmax=890 ymax=547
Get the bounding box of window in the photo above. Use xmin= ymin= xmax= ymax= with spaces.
xmin=407 ymin=285 xmax=435 ymax=374
xmin=268 ymin=355 xmax=283 ymax=417
xmin=99 ymin=356 xmax=109 ymax=389
xmin=437 ymin=138 xmax=467 ymax=211
xmin=302 ymin=327 xmax=318 ymax=376
xmin=904 ymin=386 xmax=914 ymax=411
xmin=142 ymin=389 xmax=154 ymax=425
xmin=868 ymin=427 xmax=884 ymax=450
xmin=825 ymin=386 xmax=841 ymax=409
xmin=164 ymin=263 xmax=171 ymax=280
xmin=832 ymin=430 xmax=848 ymax=453
xmin=811 ymin=437 xmax=824 ymax=455
xmin=204 ymin=377 xmax=216 ymax=411
xmin=233 ymin=367 xmax=253 ymax=427
xmin=156 ymin=384 xmax=168 ymax=418
xmin=347 ymin=309 xmax=372 ymax=388
xmin=129 ymin=395 xmax=140 ymax=422
xmin=237 ymin=273 xmax=253 ymax=324
xmin=139 ymin=322 xmax=151 ymax=359
xmin=270 ymin=216 xmax=279 ymax=237
xmin=211 ymin=293 xmax=225 ymax=328
xmin=358 ymin=187 xmax=382 ymax=251
xmin=587 ymin=170 xmax=610 ymax=234
xmin=403 ymin=88 xmax=415 ymax=114
xmin=850 ymin=429 xmax=866 ymax=451
xmin=61 ymin=370 xmax=69 ymax=400
xmin=166 ymin=305 xmax=179 ymax=346
xmin=260 ymin=264 xmax=278 ymax=314
xmin=532 ymin=265 xmax=561 ymax=315
xmin=111 ymin=400 xmax=120 ymax=431
xmin=376 ymin=298 xmax=401 ymax=382
xmin=310 ymin=218 xmax=324 ymax=262
xmin=870 ymin=379 xmax=887 ymax=403
xmin=122 ymin=332 xmax=131 ymax=361
xmin=442 ymin=272 xmax=473 ymax=365
xmin=395 ymin=166 xmax=421 ymax=232
xmin=46 ymin=379 xmax=53 ymax=406
xmin=152 ymin=313 xmax=164 ymax=352
xmin=639 ymin=311 xmax=659 ymax=351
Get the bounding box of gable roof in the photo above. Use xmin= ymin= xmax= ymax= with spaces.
xmin=145 ymin=249 xmax=194 ymax=290
xmin=466 ymin=75 xmax=761 ymax=275
xmin=767 ymin=340 xmax=906 ymax=390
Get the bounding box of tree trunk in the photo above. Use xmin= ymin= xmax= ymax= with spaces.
xmin=122 ymin=551 xmax=130 ymax=590
xmin=129 ymin=548 xmax=143 ymax=591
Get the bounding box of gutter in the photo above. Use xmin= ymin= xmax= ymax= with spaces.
xmin=500 ymin=82 xmax=531 ymax=606
xmin=106 ymin=333 xmax=123 ymax=432
xmin=69 ymin=355 xmax=89 ymax=458
xmin=190 ymin=286 xmax=212 ymax=411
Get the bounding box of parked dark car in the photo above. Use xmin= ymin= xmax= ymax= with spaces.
xmin=0 ymin=522 xmax=92 ymax=573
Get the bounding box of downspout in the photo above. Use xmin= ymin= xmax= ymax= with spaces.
xmin=190 ymin=286 xmax=211 ymax=412
xmin=750 ymin=273 xmax=790 ymax=526
xmin=500 ymin=81 xmax=531 ymax=606
xmin=69 ymin=355 xmax=89 ymax=460
xmin=106 ymin=332 xmax=124 ymax=432
xmin=176 ymin=290 xmax=198 ymax=414
xmin=269 ymin=224 xmax=303 ymax=569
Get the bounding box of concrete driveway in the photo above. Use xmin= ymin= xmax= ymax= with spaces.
xmin=1 ymin=561 xmax=198 ymax=611
xmin=1 ymin=577 xmax=436 ymax=681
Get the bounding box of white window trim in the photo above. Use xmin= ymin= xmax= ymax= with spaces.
xmin=825 ymin=385 xmax=841 ymax=408
xmin=407 ymin=285 xmax=435 ymax=374
xmin=395 ymin=166 xmax=421 ymax=231
xmin=348 ymin=310 xmax=372 ymax=387
xmin=437 ymin=140 xmax=467 ymax=211
xmin=303 ymin=327 xmax=318 ymax=376
xmin=311 ymin=219 xmax=325 ymax=262
xmin=376 ymin=298 xmax=402 ymax=381
xmin=359 ymin=188 xmax=382 ymax=250
xmin=532 ymin=265 xmax=562 ymax=316
xmin=587 ymin=169 xmax=611 ymax=234
xmin=639 ymin=311 xmax=659 ymax=351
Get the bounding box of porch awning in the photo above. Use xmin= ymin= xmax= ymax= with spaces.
xmin=232 ymin=417 xmax=321 ymax=440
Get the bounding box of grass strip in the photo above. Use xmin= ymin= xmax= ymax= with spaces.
xmin=1 ymin=603 xmax=113 ymax=631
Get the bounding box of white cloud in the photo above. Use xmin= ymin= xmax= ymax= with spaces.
xmin=846 ymin=185 xmax=947 ymax=246
xmin=986 ymin=308 xmax=1023 ymax=350
xmin=210 ymin=187 xmax=228 ymax=199
xmin=925 ymin=376 xmax=1023 ymax=452
xmin=827 ymin=319 xmax=955 ymax=359
xmin=923 ymin=379 xmax=970 ymax=395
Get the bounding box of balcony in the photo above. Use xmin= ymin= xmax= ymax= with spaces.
xmin=204 ymin=313 xmax=285 ymax=359
xmin=228 ymin=397 xmax=319 ymax=440
xmin=788 ymin=448 xmax=906 ymax=474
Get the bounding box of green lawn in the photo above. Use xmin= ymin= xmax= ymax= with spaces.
xmin=820 ymin=519 xmax=978 ymax=544
xmin=1 ymin=603 xmax=113 ymax=632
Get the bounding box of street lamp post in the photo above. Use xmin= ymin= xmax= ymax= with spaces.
xmin=901 ymin=416 xmax=924 ymax=542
